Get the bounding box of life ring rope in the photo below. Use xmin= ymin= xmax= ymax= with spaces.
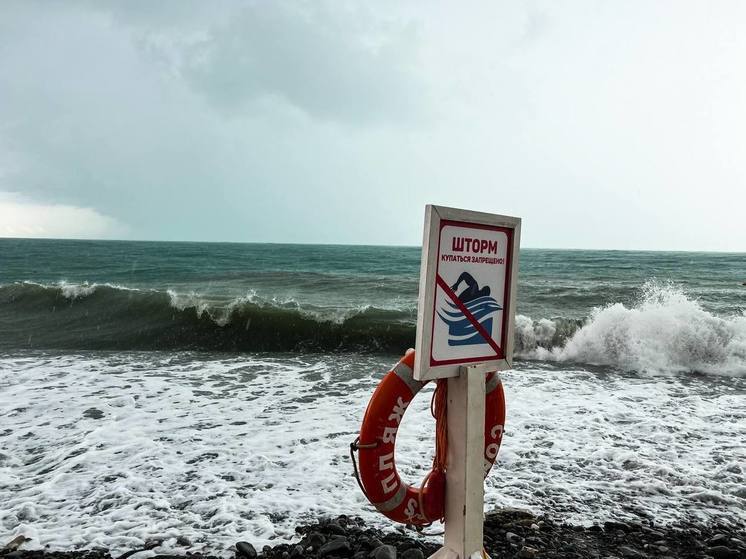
xmin=418 ymin=377 xmax=448 ymax=524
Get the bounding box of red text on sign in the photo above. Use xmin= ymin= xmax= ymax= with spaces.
xmin=451 ymin=237 xmax=498 ymax=254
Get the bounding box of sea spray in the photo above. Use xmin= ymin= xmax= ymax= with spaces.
xmin=515 ymin=281 xmax=746 ymax=376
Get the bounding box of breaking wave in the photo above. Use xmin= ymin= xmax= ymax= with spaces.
xmin=515 ymin=281 xmax=746 ymax=376
xmin=1 ymin=280 xmax=745 ymax=375
xmin=0 ymin=282 xmax=416 ymax=353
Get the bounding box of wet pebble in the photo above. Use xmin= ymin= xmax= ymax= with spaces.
xmin=517 ymin=545 xmax=538 ymax=558
xmin=371 ymin=544 xmax=396 ymax=559
xmin=707 ymin=546 xmax=740 ymax=559
xmin=318 ymin=538 xmax=352 ymax=558
xmin=505 ymin=532 xmax=522 ymax=544
xmin=307 ymin=533 xmax=326 ymax=549
xmin=400 ymin=548 xmax=423 ymax=559
xmin=235 ymin=542 xmax=257 ymax=559
xmin=324 ymin=520 xmax=346 ymax=537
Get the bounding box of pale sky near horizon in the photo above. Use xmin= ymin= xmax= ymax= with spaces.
xmin=1 ymin=1 xmax=745 ymax=251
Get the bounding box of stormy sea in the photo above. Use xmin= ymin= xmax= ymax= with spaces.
xmin=1 ymin=239 xmax=744 ymax=556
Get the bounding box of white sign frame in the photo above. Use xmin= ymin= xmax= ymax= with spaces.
xmin=414 ymin=205 xmax=521 ymax=381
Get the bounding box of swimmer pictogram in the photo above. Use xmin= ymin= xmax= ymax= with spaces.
xmin=437 ymin=272 xmax=502 ymax=346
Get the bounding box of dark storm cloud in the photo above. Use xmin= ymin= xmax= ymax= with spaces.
xmin=179 ymin=4 xmax=422 ymax=123
xmin=81 ymin=1 xmax=425 ymax=124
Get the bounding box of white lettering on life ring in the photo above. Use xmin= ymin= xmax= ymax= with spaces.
xmin=381 ymin=472 xmax=398 ymax=494
xmin=404 ymin=498 xmax=426 ymax=523
xmin=379 ymin=452 xmax=394 ymax=471
xmin=382 ymin=427 xmax=398 ymax=444
xmin=387 ymin=397 xmax=409 ymax=424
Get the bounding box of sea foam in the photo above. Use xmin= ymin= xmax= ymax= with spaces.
xmin=1 ymin=352 xmax=743 ymax=555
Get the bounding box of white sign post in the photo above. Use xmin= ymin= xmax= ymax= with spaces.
xmin=414 ymin=205 xmax=520 ymax=559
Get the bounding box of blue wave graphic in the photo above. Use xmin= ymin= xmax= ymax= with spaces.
xmin=437 ymin=295 xmax=502 ymax=346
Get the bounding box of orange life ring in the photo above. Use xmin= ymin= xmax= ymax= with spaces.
xmin=355 ymin=349 xmax=506 ymax=526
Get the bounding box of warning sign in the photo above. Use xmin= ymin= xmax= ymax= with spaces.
xmin=414 ymin=206 xmax=520 ymax=381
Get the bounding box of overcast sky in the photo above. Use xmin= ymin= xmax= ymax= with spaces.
xmin=1 ymin=1 xmax=744 ymax=250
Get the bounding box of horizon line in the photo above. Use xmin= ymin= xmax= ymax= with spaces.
xmin=0 ymin=235 xmax=744 ymax=255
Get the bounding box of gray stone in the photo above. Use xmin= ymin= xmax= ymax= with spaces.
xmin=401 ymin=548 xmax=424 ymax=559
xmin=290 ymin=544 xmax=304 ymax=559
xmin=327 ymin=521 xmax=347 ymax=536
xmin=3 ymin=536 xmax=30 ymax=551
xmin=309 ymin=533 xmax=327 ymax=548
xmin=708 ymin=534 xmax=728 ymax=546
xmin=517 ymin=546 xmax=539 ymax=558
xmin=506 ymin=532 xmax=522 ymax=544
xmin=371 ymin=544 xmax=396 ymax=559
xmin=707 ymin=546 xmax=739 ymax=559
xmin=319 ymin=538 xmax=352 ymax=558
xmin=604 ymin=521 xmax=630 ymax=533
xmin=618 ymin=546 xmax=642 ymax=558
xmin=236 ymin=541 xmax=258 ymax=559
